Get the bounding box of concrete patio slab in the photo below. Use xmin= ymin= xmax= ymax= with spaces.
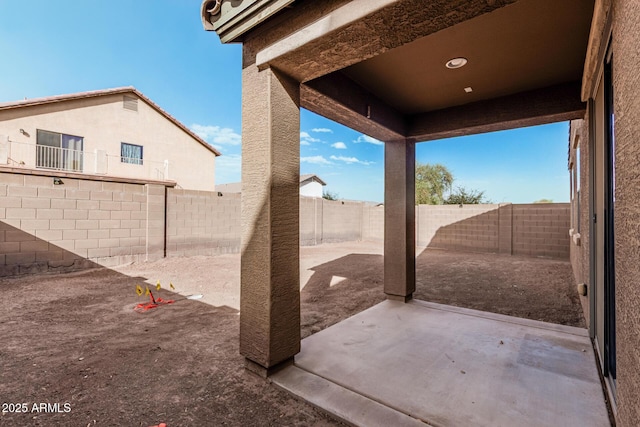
xmin=272 ymin=300 xmax=610 ymax=427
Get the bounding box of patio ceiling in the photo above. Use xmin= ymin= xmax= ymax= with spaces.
xmin=202 ymin=0 xmax=595 ymax=142
xmin=341 ymin=0 xmax=594 ymax=115
xmin=250 ymin=0 xmax=595 ymax=142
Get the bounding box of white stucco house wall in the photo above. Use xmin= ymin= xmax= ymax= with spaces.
xmin=299 ymin=174 xmax=326 ymax=198
xmin=217 ymin=174 xmax=326 ymax=198
xmin=0 ymin=87 xmax=220 ymax=191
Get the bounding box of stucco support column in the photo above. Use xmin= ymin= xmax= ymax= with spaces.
xmin=240 ymin=63 xmax=300 ymax=377
xmin=384 ymin=139 xmax=415 ymax=301
xmin=612 ymin=0 xmax=640 ymax=422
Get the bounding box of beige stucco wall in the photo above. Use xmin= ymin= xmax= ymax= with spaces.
xmin=568 ymin=118 xmax=590 ymax=324
xmin=0 ymin=94 xmax=216 ymax=191
xmin=612 ymin=0 xmax=640 ymax=422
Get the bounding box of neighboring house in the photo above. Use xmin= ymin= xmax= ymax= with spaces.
xmin=217 ymin=174 xmax=326 ymax=198
xmin=0 ymin=87 xmax=220 ymax=191
xmin=299 ymin=174 xmax=326 ymax=198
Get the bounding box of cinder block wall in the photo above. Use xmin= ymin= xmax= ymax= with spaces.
xmin=300 ymin=197 xmax=365 ymax=245
xmin=1 ymin=170 xmax=572 ymax=277
xmin=299 ymin=196 xmax=323 ymax=245
xmin=362 ymin=203 xmax=570 ymax=259
xmin=165 ymin=192 xmax=370 ymax=250
xmin=417 ymin=204 xmax=501 ymax=252
xmin=166 ymin=189 xmax=241 ymax=256
xmin=362 ymin=205 xmax=384 ymax=241
xmin=0 ymin=170 xmax=163 ymax=276
xmin=512 ymin=204 xmax=570 ymax=258
xmin=321 ymin=199 xmax=362 ymax=243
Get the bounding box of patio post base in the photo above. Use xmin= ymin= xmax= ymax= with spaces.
xmin=386 ymin=294 xmax=413 ymax=303
xmin=244 ymin=357 xmax=294 ymax=378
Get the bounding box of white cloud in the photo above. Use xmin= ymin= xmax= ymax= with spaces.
xmin=300 ymin=131 xmax=321 ymax=145
xmin=191 ymin=124 xmax=241 ymax=148
xmin=301 ymin=155 xmax=333 ymax=165
xmin=353 ymin=134 xmax=383 ymax=145
xmin=312 ymin=128 xmax=333 ymax=133
xmin=331 ymin=142 xmax=347 ymax=149
xmin=330 ymin=155 xmax=374 ymax=165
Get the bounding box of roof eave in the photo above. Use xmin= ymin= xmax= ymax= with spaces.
xmin=200 ymin=0 xmax=295 ymax=43
xmin=130 ymin=89 xmax=222 ymax=157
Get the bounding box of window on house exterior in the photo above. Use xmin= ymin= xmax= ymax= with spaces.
xmin=569 ymin=130 xmax=581 ymax=235
xmin=121 ymin=142 xmax=143 ymax=165
xmin=569 ymin=165 xmax=574 ymax=230
xmin=36 ymin=129 xmax=84 ymax=172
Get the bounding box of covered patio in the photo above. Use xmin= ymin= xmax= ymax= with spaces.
xmin=273 ymin=300 xmax=609 ymax=426
xmin=201 ymin=0 xmax=612 ymax=425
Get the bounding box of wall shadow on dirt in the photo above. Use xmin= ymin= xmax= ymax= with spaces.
xmin=0 ymin=250 xmax=339 ymax=426
xmin=423 ymin=208 xmax=500 ymax=253
xmin=0 ymin=218 xmax=340 ymax=425
xmin=422 ymin=204 xmax=570 ymax=259
xmin=301 ymin=253 xmax=385 ymax=338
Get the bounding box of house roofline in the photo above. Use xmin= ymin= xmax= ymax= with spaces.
xmin=0 ymin=87 xmax=222 ymax=157
xmin=300 ymin=173 xmax=326 ymax=186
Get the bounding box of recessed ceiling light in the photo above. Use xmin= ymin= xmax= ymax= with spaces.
xmin=464 ymin=87 xmax=473 ymax=93
xmin=445 ymin=57 xmax=468 ymax=69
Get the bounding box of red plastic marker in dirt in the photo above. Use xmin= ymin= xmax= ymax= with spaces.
xmin=149 ymin=423 xmax=167 ymax=427
xmin=134 ymin=290 xmax=174 ymax=313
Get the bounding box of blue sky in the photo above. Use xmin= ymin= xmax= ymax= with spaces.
xmin=0 ymin=1 xmax=569 ymax=203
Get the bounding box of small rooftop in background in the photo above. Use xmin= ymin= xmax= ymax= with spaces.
xmin=300 ymin=174 xmax=326 ymax=186
xmin=217 ymin=174 xmax=326 ymax=194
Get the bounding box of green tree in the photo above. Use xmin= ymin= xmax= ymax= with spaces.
xmin=322 ymin=190 xmax=339 ymax=201
xmin=415 ymin=162 xmax=454 ymax=205
xmin=533 ymin=198 xmax=553 ymax=203
xmin=444 ymin=186 xmax=488 ymax=205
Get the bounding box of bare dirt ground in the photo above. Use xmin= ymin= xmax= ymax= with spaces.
xmin=0 ymin=242 xmax=584 ymax=426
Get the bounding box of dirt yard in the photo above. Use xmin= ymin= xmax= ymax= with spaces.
xmin=0 ymin=242 xmax=584 ymax=426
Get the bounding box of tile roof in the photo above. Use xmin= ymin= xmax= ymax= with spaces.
xmin=0 ymin=87 xmax=222 ymax=157
xmin=300 ymin=174 xmax=326 ymax=186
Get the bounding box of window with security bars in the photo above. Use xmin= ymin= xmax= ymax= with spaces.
xmin=121 ymin=142 xmax=143 ymax=165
